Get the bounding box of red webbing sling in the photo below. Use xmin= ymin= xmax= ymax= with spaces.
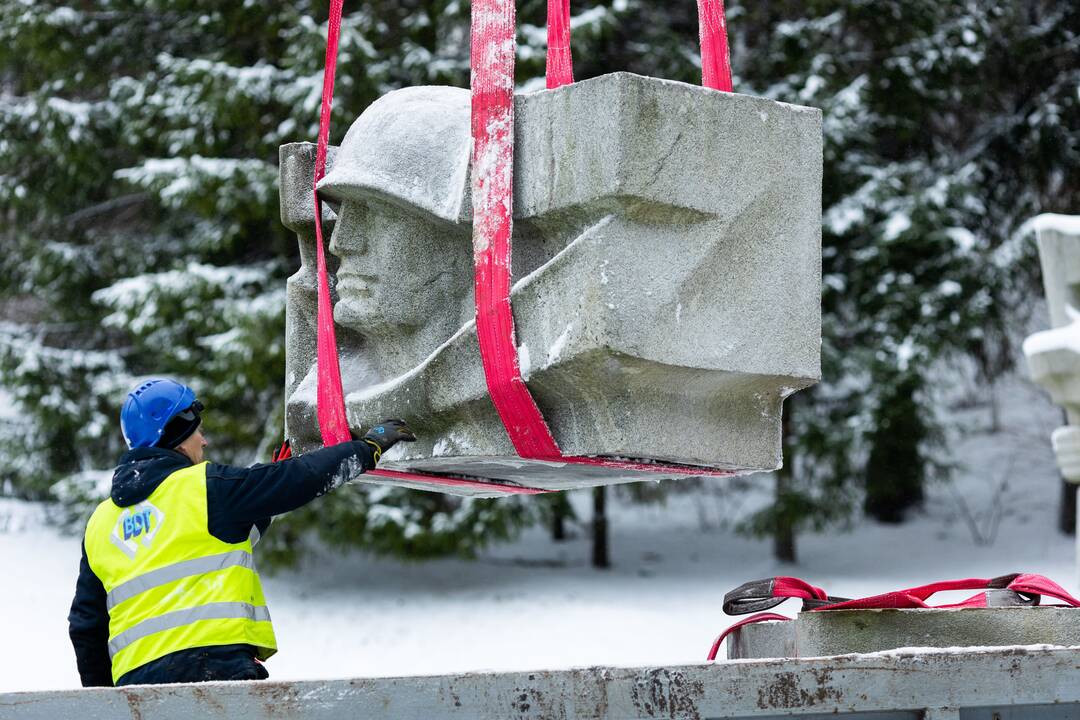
xmin=310 ymin=1 xmax=542 ymax=495
xmin=545 ymin=0 xmax=732 ymax=90
xmin=472 ymin=0 xmax=566 ymax=460
xmin=706 ymin=573 xmax=1080 ymax=660
xmin=696 ymin=0 xmax=733 ymax=92
xmin=469 ymin=0 xmax=736 ymax=476
xmin=313 ymin=0 xmax=350 ymax=449
xmin=545 ymin=0 xmax=573 ymax=88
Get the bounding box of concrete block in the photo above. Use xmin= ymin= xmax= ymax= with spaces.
xmin=281 ymin=72 xmax=822 ymax=490
xmin=724 ymin=607 xmax=1080 ymax=659
xmin=796 ymin=607 xmax=1080 ymax=657
xmin=725 ymin=619 xmax=797 ymax=660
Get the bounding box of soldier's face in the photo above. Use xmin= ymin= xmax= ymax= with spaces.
xmin=328 ymin=199 xmax=467 ymax=338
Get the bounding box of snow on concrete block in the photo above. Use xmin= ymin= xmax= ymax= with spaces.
xmin=280 ymin=72 xmax=822 ymax=491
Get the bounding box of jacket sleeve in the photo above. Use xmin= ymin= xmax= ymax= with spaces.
xmin=68 ymin=541 xmax=114 ymax=687
xmin=206 ymin=440 xmax=378 ymax=543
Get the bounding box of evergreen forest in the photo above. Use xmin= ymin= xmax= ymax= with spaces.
xmin=1 ymin=0 xmax=1077 ymax=564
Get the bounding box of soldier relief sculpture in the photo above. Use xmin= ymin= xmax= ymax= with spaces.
xmin=281 ymin=73 xmax=823 ymax=491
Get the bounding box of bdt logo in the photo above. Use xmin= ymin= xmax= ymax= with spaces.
xmin=109 ymin=502 xmax=165 ymax=560
xmin=123 ymin=508 xmax=153 ymax=540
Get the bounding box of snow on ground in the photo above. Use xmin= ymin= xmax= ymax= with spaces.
xmin=0 ymin=372 xmax=1074 ymax=693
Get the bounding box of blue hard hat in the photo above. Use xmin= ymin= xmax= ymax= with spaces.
xmin=121 ymin=379 xmax=198 ymax=449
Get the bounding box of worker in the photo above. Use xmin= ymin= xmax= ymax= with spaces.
xmin=68 ymin=378 xmax=415 ymax=687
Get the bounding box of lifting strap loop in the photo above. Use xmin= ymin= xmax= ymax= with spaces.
xmin=545 ymin=1 xmax=732 ymax=93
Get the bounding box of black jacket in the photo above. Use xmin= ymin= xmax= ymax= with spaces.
xmin=68 ymin=440 xmax=378 ymax=687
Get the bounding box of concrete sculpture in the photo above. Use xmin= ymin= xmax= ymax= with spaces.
xmin=280 ymin=72 xmax=822 ymax=491
xmin=1024 ymin=214 xmax=1080 ymax=483
xmin=1024 ymin=214 xmax=1080 ymax=584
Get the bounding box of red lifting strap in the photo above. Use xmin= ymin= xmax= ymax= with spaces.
xmin=545 ymin=0 xmax=573 ymax=88
xmin=545 ymin=1 xmax=732 ymax=91
xmin=313 ymin=0 xmax=351 ymax=449
xmin=696 ymin=0 xmax=733 ymax=92
xmin=822 ymin=573 xmax=1080 ymax=611
xmin=471 ymin=0 xmax=563 ymax=460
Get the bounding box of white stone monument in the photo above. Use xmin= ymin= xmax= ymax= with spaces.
xmin=1023 ymin=213 xmax=1080 ymax=584
xmin=280 ymin=72 xmax=822 ymax=491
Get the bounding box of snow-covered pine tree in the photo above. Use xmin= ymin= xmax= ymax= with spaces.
xmin=2 ymin=0 xmax=1076 ymax=564
xmin=0 ymin=0 xmax=541 ymax=560
xmin=731 ymin=0 xmax=1080 ymax=558
xmin=527 ymin=0 xmax=1078 ymax=560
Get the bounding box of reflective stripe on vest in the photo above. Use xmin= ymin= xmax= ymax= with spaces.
xmin=106 ymin=549 xmax=254 ymax=610
xmin=84 ymin=461 xmax=277 ymax=682
xmin=108 ymin=601 xmax=272 ymax=657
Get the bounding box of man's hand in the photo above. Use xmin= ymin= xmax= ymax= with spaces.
xmin=360 ymin=419 xmax=416 ymax=462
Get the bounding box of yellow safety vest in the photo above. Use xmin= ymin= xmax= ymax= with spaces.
xmin=84 ymin=461 xmax=277 ymax=682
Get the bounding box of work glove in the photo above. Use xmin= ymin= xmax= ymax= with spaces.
xmin=359 ymin=419 xmax=416 ymax=462
xmin=270 ymin=439 xmax=292 ymax=463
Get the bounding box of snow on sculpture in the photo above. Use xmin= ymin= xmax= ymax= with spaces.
xmin=280 ymin=72 xmax=822 ymax=492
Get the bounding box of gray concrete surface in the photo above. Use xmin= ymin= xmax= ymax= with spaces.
xmin=281 ymin=72 xmax=823 ymax=490
xmin=725 ymin=619 xmax=797 ymax=660
xmin=725 ymin=606 xmax=1080 ymax=659
xmin=796 ymin=606 xmax=1080 ymax=656
xmin=6 ymin=646 xmax=1080 ymax=719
